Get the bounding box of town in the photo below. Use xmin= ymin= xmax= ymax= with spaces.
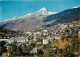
xmin=0 ymin=21 xmax=80 ymax=57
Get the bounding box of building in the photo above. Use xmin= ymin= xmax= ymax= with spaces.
xmin=69 ymin=24 xmax=74 ymax=27
xmin=0 ymin=39 xmax=8 ymax=42
xmin=33 ymin=36 xmax=38 ymax=41
xmin=37 ymin=42 xmax=42 ymax=45
xmin=60 ymin=24 xmax=68 ymax=29
xmin=36 ymin=31 xmax=42 ymax=36
xmin=34 ymin=48 xmax=38 ymax=53
xmin=54 ymin=36 xmax=60 ymax=40
xmin=25 ymin=31 xmax=32 ymax=36
xmin=43 ymin=39 xmax=48 ymax=45
xmin=1 ymin=52 xmax=9 ymax=57
xmin=8 ymin=36 xmax=27 ymax=43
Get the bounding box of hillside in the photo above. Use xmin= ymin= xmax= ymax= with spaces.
xmin=0 ymin=27 xmax=18 ymax=39
xmin=0 ymin=8 xmax=57 ymax=32
xmin=44 ymin=7 xmax=80 ymax=27
xmin=0 ymin=7 xmax=80 ymax=32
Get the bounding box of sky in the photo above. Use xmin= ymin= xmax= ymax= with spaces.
xmin=0 ymin=0 xmax=80 ymax=22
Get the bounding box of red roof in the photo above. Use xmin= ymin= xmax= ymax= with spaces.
xmin=1 ymin=53 xmax=8 ymax=57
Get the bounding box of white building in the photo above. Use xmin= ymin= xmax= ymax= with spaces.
xmin=54 ymin=36 xmax=60 ymax=40
xmin=33 ymin=36 xmax=38 ymax=41
xmin=33 ymin=32 xmax=37 ymax=36
xmin=8 ymin=36 xmax=27 ymax=43
xmin=37 ymin=42 xmax=41 ymax=45
xmin=43 ymin=39 xmax=48 ymax=45
xmin=78 ymin=31 xmax=80 ymax=37
xmin=25 ymin=31 xmax=32 ymax=36
xmin=43 ymin=29 xmax=49 ymax=36
xmin=69 ymin=24 xmax=74 ymax=27
xmin=34 ymin=48 xmax=38 ymax=53
xmin=36 ymin=31 xmax=42 ymax=36
xmin=60 ymin=24 xmax=68 ymax=29
xmin=0 ymin=39 xmax=8 ymax=42
xmin=78 ymin=31 xmax=80 ymax=34
xmin=43 ymin=29 xmax=48 ymax=33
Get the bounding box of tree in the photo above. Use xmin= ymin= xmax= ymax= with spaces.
xmin=62 ymin=50 xmax=75 ymax=57
xmin=38 ymin=49 xmax=44 ymax=56
xmin=9 ymin=40 xmax=17 ymax=56
xmin=0 ymin=41 xmax=6 ymax=47
xmin=0 ymin=41 xmax=7 ymax=56
xmin=16 ymin=46 xmax=23 ymax=55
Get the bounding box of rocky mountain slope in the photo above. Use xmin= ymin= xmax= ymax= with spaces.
xmin=44 ymin=7 xmax=80 ymax=27
xmin=0 ymin=7 xmax=80 ymax=32
xmin=0 ymin=8 xmax=57 ymax=32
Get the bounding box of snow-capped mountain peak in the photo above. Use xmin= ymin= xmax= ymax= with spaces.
xmin=39 ymin=7 xmax=49 ymax=12
xmin=21 ymin=7 xmax=58 ymax=18
xmin=3 ymin=8 xmax=58 ymax=22
xmin=37 ymin=7 xmax=58 ymax=15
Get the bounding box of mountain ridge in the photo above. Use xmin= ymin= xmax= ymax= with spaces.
xmin=43 ymin=7 xmax=80 ymax=27
xmin=2 ymin=8 xmax=57 ymax=22
xmin=0 ymin=7 xmax=80 ymax=32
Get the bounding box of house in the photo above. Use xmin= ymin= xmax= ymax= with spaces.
xmin=60 ymin=24 xmax=68 ymax=29
xmin=48 ymin=38 xmax=53 ymax=41
xmin=43 ymin=29 xmax=48 ymax=32
xmin=33 ymin=36 xmax=38 ymax=41
xmin=54 ymin=36 xmax=60 ymax=40
xmin=78 ymin=31 xmax=80 ymax=34
xmin=78 ymin=31 xmax=80 ymax=37
xmin=29 ymin=42 xmax=31 ymax=44
xmin=25 ymin=37 xmax=28 ymax=42
xmin=43 ymin=32 xmax=49 ymax=36
xmin=52 ymin=47 xmax=57 ymax=51
xmin=69 ymin=24 xmax=74 ymax=27
xmin=25 ymin=31 xmax=32 ymax=36
xmin=8 ymin=36 xmax=27 ymax=43
xmin=74 ymin=52 xmax=78 ymax=55
xmin=1 ymin=52 xmax=9 ymax=57
xmin=7 ymin=46 xmax=11 ymax=50
xmin=36 ymin=31 xmax=42 ymax=36
xmin=37 ymin=42 xmax=42 ymax=45
xmin=42 ymin=29 xmax=49 ymax=35
xmin=28 ymin=36 xmax=33 ymax=40
xmin=30 ymin=48 xmax=38 ymax=54
xmin=33 ymin=32 xmax=37 ymax=36
xmin=0 ymin=39 xmax=8 ymax=42
xmin=34 ymin=48 xmax=38 ymax=53
xmin=43 ymin=39 xmax=48 ymax=45
xmin=43 ymin=29 xmax=48 ymax=35
xmin=25 ymin=44 xmax=28 ymax=47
